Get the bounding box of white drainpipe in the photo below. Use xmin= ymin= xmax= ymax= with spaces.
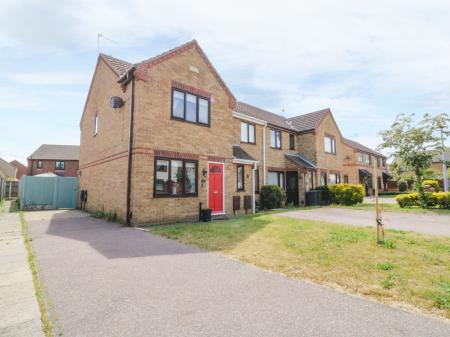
xmin=252 ymin=162 xmax=257 ymax=214
xmin=263 ymin=124 xmax=267 ymax=185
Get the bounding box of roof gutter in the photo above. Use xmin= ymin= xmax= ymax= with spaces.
xmin=232 ymin=111 xmax=267 ymax=126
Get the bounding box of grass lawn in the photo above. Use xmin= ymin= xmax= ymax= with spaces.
xmin=152 ymin=214 xmax=450 ymax=319
xmin=331 ymin=202 xmax=450 ymax=215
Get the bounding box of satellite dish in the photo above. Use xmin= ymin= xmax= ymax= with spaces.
xmin=110 ymin=96 xmax=124 ymax=109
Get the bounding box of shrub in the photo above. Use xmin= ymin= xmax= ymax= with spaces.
xmin=260 ymin=185 xmax=286 ymax=210
xmin=395 ymin=193 xmax=419 ymax=208
xmin=434 ymin=192 xmax=450 ymax=209
xmin=423 ymin=179 xmax=440 ymax=192
xmin=395 ymin=192 xmax=450 ymax=209
xmin=314 ymin=185 xmax=331 ymax=204
xmin=328 ymin=184 xmax=364 ymax=205
xmin=398 ymin=180 xmax=408 ymax=192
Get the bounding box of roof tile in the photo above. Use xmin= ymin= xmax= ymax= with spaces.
xmin=28 ymin=144 xmax=80 ymax=161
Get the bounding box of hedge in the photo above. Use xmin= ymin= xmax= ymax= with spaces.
xmin=315 ymin=184 xmax=364 ymax=206
xmin=260 ymin=185 xmax=286 ymax=209
xmin=328 ymin=184 xmax=365 ymax=205
xmin=396 ymin=192 xmax=450 ymax=209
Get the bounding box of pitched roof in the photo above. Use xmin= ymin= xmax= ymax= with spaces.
xmin=100 ymin=54 xmax=133 ymax=78
xmin=342 ymin=138 xmax=384 ymax=157
xmin=287 ymin=109 xmax=330 ymax=132
xmin=0 ymin=158 xmax=17 ymax=179
xmin=28 ymin=144 xmax=80 ymax=161
xmin=234 ymin=101 xmax=296 ymax=131
xmin=232 ymin=145 xmax=256 ymax=162
xmin=9 ymin=160 xmax=26 ymax=169
xmin=285 ymin=153 xmax=317 ymax=169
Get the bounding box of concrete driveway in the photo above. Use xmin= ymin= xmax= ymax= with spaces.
xmin=279 ymin=208 xmax=450 ymax=237
xmin=27 ymin=210 xmax=449 ymax=337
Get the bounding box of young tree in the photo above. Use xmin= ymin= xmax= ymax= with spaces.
xmin=378 ymin=113 xmax=440 ymax=207
xmin=424 ymin=113 xmax=450 ymax=191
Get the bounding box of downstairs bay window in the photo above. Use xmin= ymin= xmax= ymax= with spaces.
xmin=154 ymin=158 xmax=198 ymax=197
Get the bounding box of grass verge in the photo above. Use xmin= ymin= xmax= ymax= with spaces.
xmin=331 ymin=203 xmax=450 ymax=215
xmin=152 ymin=214 xmax=450 ymax=319
xmin=20 ymin=212 xmax=53 ymax=337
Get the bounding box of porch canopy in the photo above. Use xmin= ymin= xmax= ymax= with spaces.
xmin=359 ymin=168 xmax=372 ymax=177
xmin=232 ymin=145 xmax=257 ymax=164
xmin=285 ymin=153 xmax=317 ymax=169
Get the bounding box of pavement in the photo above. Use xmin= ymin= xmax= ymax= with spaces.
xmin=279 ymin=207 xmax=450 ymax=237
xmin=0 ymin=201 xmax=44 ymax=337
xmin=26 ymin=209 xmax=449 ymax=337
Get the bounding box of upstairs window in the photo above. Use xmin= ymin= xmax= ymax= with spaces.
xmin=55 ymin=161 xmax=65 ymax=170
xmin=37 ymin=160 xmax=43 ymax=169
xmin=358 ymin=152 xmax=371 ymax=164
xmin=240 ymin=122 xmax=255 ymax=144
xmin=324 ymin=136 xmax=336 ymax=154
xmin=171 ymin=88 xmax=210 ymax=126
xmin=289 ymin=134 xmax=295 ymax=150
xmin=93 ymin=113 xmax=99 ymax=136
xmin=270 ymin=129 xmax=282 ymax=149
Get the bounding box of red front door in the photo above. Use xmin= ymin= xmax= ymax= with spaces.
xmin=208 ymin=163 xmax=224 ymax=213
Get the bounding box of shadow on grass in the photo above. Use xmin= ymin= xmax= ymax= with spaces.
xmin=151 ymin=212 xmax=274 ymax=252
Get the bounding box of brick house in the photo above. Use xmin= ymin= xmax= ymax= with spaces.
xmin=79 ymin=40 xmax=386 ymax=225
xmin=9 ymin=160 xmax=27 ymax=179
xmin=27 ymin=144 xmax=79 ymax=177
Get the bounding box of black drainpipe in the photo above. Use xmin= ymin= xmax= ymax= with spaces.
xmin=125 ymin=70 xmax=136 ymax=226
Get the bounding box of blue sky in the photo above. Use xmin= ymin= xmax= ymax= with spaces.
xmin=1 ymin=0 xmax=449 ymax=163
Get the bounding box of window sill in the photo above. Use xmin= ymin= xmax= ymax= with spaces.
xmin=270 ymin=147 xmax=282 ymax=150
xmin=240 ymin=141 xmax=256 ymax=145
xmin=171 ymin=116 xmax=210 ymax=128
xmin=153 ymin=193 xmax=199 ymax=198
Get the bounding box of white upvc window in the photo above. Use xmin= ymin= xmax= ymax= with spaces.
xmin=324 ymin=136 xmax=336 ymax=154
xmin=240 ymin=122 xmax=255 ymax=144
xmin=93 ymin=113 xmax=99 ymax=136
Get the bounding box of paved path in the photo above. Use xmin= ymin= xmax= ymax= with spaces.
xmin=0 ymin=201 xmax=44 ymax=337
xmin=280 ymin=207 xmax=450 ymax=237
xmin=26 ymin=209 xmax=449 ymax=337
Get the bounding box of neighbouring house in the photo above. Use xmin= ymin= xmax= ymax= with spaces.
xmin=27 ymin=144 xmax=80 ymax=177
xmin=79 ymin=40 xmax=386 ymax=225
xmin=9 ymin=160 xmax=27 ymax=179
xmin=0 ymin=158 xmax=18 ymax=200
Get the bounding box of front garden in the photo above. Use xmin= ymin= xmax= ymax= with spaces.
xmin=152 ymin=214 xmax=450 ymax=318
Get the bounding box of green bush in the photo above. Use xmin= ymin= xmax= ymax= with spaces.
xmin=260 ymin=185 xmax=286 ymax=209
xmin=328 ymin=184 xmax=365 ymax=205
xmin=434 ymin=192 xmax=450 ymax=209
xmin=423 ymin=179 xmax=440 ymax=192
xmin=395 ymin=192 xmax=450 ymax=209
xmin=314 ymin=185 xmax=331 ymax=204
xmin=395 ymin=193 xmax=419 ymax=208
xmin=398 ymin=180 xmax=408 ymax=192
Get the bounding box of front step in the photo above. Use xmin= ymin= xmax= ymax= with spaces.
xmin=212 ymin=214 xmax=229 ymax=221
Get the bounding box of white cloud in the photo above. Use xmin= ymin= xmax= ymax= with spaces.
xmin=1 ymin=0 xmax=450 ymax=154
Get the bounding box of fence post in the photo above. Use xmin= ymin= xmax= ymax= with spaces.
xmin=52 ymin=177 xmax=59 ymax=209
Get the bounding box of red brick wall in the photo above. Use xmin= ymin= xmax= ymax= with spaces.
xmin=28 ymin=159 xmax=79 ymax=177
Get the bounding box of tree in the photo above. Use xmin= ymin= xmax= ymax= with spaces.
xmin=378 ymin=113 xmax=440 ymax=207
